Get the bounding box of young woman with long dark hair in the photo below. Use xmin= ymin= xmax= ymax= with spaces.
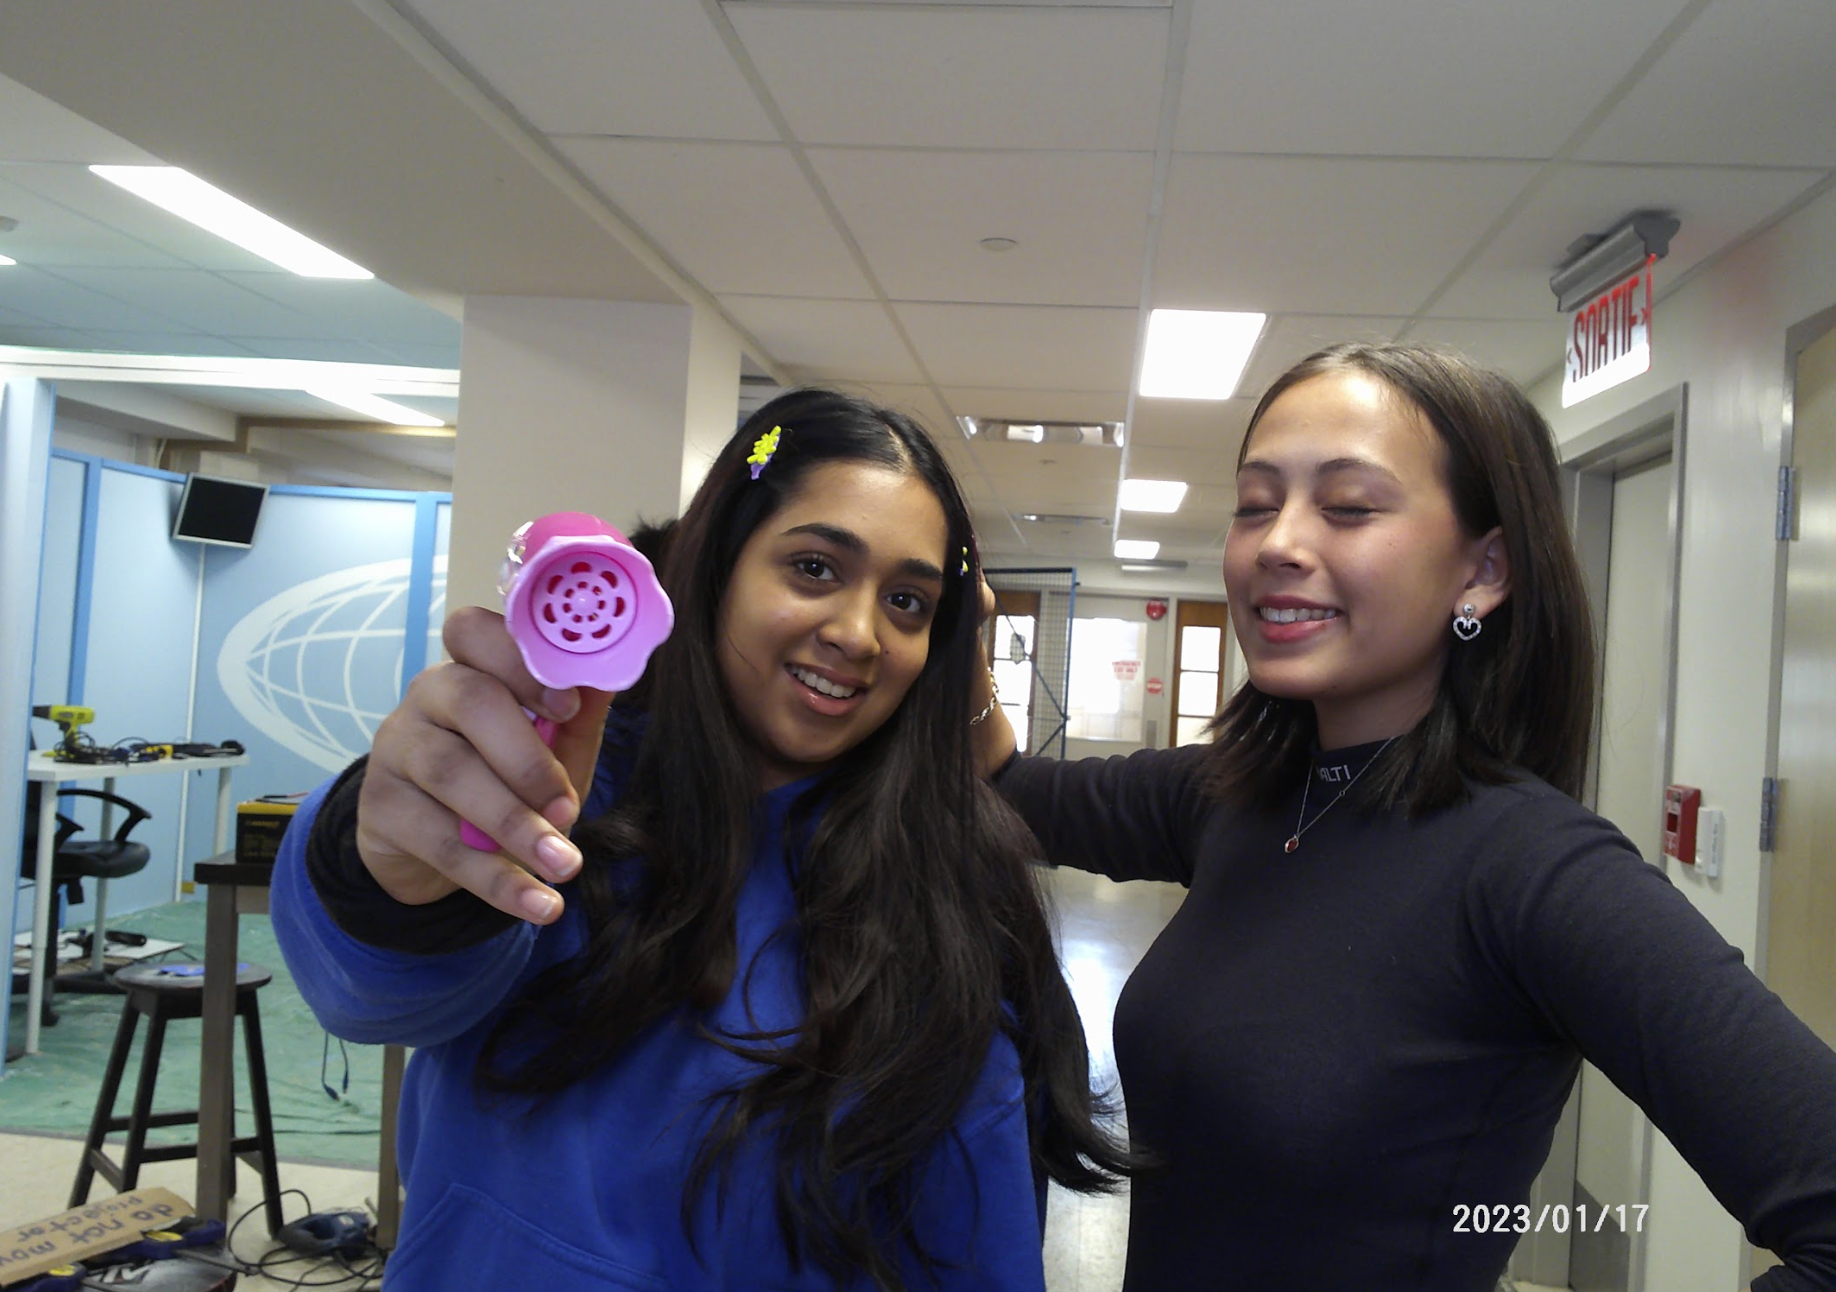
xmin=978 ymin=343 xmax=1836 ymax=1291
xmin=271 ymin=388 xmax=1129 ymax=1290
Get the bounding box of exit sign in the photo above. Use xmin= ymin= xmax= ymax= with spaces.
xmin=1562 ymin=259 xmax=1653 ymax=407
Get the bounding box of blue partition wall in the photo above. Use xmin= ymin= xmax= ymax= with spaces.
xmin=17 ymin=454 xmax=448 ymax=934
xmin=183 ymin=486 xmax=448 ymax=866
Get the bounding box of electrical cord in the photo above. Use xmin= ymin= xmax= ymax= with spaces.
xmin=223 ymin=1188 xmax=387 ymax=1290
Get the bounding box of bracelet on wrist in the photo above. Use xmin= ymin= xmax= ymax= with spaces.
xmin=970 ymin=667 xmax=999 ymax=725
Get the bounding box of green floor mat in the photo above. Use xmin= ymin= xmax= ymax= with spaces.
xmin=4 ymin=901 xmax=383 ymax=1170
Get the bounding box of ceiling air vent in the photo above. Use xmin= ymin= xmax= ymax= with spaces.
xmin=957 ymin=417 xmax=1123 ymax=447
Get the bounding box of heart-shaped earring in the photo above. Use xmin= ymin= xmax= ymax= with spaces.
xmin=1452 ymin=603 xmax=1482 ymax=642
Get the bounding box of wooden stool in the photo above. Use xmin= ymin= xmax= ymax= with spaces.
xmin=72 ymin=961 xmax=284 ymax=1234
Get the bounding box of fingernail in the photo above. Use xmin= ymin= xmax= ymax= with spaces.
xmin=536 ymin=833 xmax=581 ymax=881
xmin=543 ymin=796 xmax=578 ymax=830
xmin=519 ymin=887 xmax=560 ymax=923
xmin=541 ymin=687 xmax=579 ymax=722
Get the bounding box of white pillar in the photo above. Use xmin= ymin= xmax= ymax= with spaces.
xmin=0 ymin=378 xmax=55 ymax=1070
xmin=448 ymin=297 xmax=741 ymax=615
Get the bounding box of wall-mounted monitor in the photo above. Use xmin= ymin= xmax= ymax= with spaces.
xmin=172 ymin=474 xmax=268 ymax=548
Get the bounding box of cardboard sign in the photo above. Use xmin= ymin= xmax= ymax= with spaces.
xmin=0 ymin=1187 xmax=191 ymax=1285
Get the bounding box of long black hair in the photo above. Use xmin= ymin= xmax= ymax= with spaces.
xmin=1207 ymin=343 xmax=1597 ymax=813
xmin=478 ymin=389 xmax=1129 ymax=1286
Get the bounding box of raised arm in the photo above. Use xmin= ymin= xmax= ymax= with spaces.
xmin=1470 ymin=797 xmax=1836 ymax=1290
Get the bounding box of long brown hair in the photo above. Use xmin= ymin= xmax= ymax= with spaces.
xmin=1207 ymin=343 xmax=1596 ymax=812
xmin=479 ymin=389 xmax=1130 ymax=1287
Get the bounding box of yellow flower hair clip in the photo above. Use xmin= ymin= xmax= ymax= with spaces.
xmin=960 ymin=546 xmax=970 ymax=576
xmin=747 ymin=425 xmax=784 ymax=480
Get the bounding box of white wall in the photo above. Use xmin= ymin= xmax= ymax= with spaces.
xmin=1532 ymin=178 xmax=1836 ymax=1292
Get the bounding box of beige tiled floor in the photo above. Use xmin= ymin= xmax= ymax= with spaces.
xmin=1040 ymin=866 xmax=1187 ymax=1292
xmin=1 ymin=865 xmax=1185 ymax=1291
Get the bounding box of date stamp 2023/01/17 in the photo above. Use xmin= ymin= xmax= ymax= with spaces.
xmin=1453 ymin=1203 xmax=1648 ymax=1236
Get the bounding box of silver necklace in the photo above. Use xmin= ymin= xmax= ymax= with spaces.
xmin=1283 ymin=736 xmax=1398 ymax=854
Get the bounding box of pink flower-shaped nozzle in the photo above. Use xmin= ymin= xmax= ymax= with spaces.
xmin=500 ymin=511 xmax=673 ymax=692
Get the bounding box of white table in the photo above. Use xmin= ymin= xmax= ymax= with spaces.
xmin=19 ymin=750 xmax=247 ymax=1055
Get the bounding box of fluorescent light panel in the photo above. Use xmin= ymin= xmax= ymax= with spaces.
xmin=1138 ymin=309 xmax=1265 ymax=400
xmin=1114 ymin=539 xmax=1160 ymax=559
xmin=90 ymin=166 xmax=373 ymax=279
xmin=0 ymin=254 xmax=14 ymax=267
xmin=1119 ymin=478 xmax=1188 ymax=513
xmin=307 ymin=387 xmax=445 ymax=427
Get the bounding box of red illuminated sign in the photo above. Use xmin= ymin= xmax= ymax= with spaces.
xmin=1562 ymin=258 xmax=1653 ymax=407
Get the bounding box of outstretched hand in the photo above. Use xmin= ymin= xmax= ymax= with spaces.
xmin=354 ymin=605 xmax=615 ymax=924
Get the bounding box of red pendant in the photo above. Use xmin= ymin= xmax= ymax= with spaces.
xmin=1284 ymin=836 xmax=1300 ymax=854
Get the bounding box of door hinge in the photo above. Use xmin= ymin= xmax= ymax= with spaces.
xmin=1777 ymin=466 xmax=1798 ymax=541
xmin=1759 ymin=776 xmax=1780 ymax=851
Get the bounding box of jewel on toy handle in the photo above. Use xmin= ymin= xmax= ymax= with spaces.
xmin=460 ymin=511 xmax=673 ymax=852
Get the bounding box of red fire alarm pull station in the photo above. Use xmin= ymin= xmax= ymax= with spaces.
xmin=1663 ymin=785 xmax=1701 ymax=864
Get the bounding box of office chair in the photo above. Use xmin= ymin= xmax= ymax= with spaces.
xmin=15 ymin=781 xmax=153 ymax=1028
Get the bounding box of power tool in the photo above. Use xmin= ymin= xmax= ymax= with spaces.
xmin=31 ymin=704 xmax=95 ymax=758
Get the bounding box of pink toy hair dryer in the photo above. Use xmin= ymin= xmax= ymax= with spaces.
xmin=460 ymin=511 xmax=672 ymax=851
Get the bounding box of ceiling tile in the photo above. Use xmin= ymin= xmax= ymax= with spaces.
xmin=0 ymin=73 xmax=158 ymax=165
xmin=230 ymin=336 xmax=407 ymax=364
xmin=1125 ymin=444 xmax=1242 ymax=489
xmin=1237 ymin=314 xmax=1408 ymax=395
xmin=1398 ymin=318 xmax=1570 ymax=388
xmin=0 ymin=168 xmax=192 ymax=270
xmin=1430 ymin=162 xmax=1829 ymax=320
xmin=1155 ymin=155 xmax=1538 ymax=315
xmin=810 ymin=148 xmax=1153 ymax=306
xmin=0 ymin=323 xmax=94 ymax=347
xmin=720 ymin=295 xmax=920 ymax=383
xmin=1120 ymin=512 xmax=1231 ymax=550
xmin=1125 ymin=402 xmax=1248 ymax=468
xmin=1173 ymin=0 xmax=1690 ymax=158
xmin=368 ymin=340 xmax=472 ymax=369
xmin=3 ymin=164 xmax=318 ymax=274
xmin=728 ymin=5 xmax=1168 ymax=150
xmin=0 ymin=265 xmax=197 ymax=332
xmin=52 ymin=267 xmax=321 ymax=337
xmin=560 ymin=139 xmax=873 ymax=299
xmin=222 ymin=274 xmax=462 ymax=350
xmin=1577 ymin=0 xmax=1836 ymax=167
xmin=939 ymin=387 xmax=1130 ymax=425
xmin=81 ymin=331 xmax=259 ymax=357
xmin=895 ymin=303 xmax=1138 ymax=390
xmin=402 ymin=0 xmax=776 ymax=140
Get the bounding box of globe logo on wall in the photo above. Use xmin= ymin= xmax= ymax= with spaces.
xmin=217 ymin=558 xmax=447 ymax=772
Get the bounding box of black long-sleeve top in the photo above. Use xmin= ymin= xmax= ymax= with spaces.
xmin=997 ymin=742 xmax=1836 ymax=1292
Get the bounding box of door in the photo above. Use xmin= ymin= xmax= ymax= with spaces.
xmin=1571 ymin=453 xmax=1672 ymax=1292
xmin=1765 ymin=318 xmax=1836 ymax=1280
xmin=1170 ymin=599 xmax=1230 ymax=747
xmin=1063 ymin=593 xmax=1167 ymax=759
xmin=1772 ymin=319 xmax=1836 ymax=1044
xmin=1517 ymin=390 xmax=1685 ymax=1292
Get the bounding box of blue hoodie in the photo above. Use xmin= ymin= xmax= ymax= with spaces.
xmin=270 ymin=752 xmax=1047 ymax=1291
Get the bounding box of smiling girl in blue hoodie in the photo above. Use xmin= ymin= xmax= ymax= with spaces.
xmin=271 ymin=389 xmax=1128 ymax=1290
